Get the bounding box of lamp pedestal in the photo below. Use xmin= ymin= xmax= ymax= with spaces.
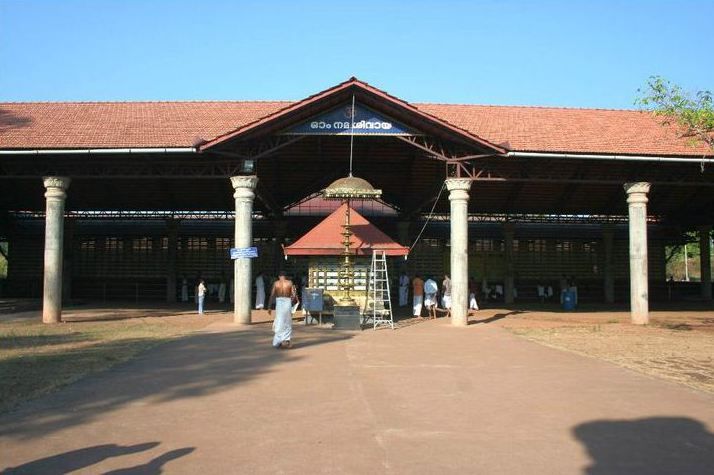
xmin=333 ymin=304 xmax=362 ymax=330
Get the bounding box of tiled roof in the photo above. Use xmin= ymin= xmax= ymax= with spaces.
xmin=284 ymin=204 xmax=409 ymax=256
xmin=0 ymin=99 xmax=710 ymax=157
xmin=414 ymin=103 xmax=712 ymax=156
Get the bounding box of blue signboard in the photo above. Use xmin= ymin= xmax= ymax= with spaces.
xmin=230 ymin=247 xmax=258 ymax=259
xmin=282 ymin=103 xmax=416 ymax=136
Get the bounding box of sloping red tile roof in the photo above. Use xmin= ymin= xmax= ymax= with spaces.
xmin=0 ymin=101 xmax=289 ymax=149
xmin=414 ymin=103 xmax=712 ymax=157
xmin=0 ymin=95 xmax=711 ymax=157
xmin=284 ymin=203 xmax=409 ymax=256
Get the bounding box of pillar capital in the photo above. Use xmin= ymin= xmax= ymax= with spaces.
xmin=43 ymin=176 xmax=71 ymax=199
xmin=624 ymin=182 xmax=650 ymax=204
xmin=445 ymin=178 xmax=471 ymax=192
xmin=231 ymin=175 xmax=258 ymax=201
xmin=445 ymin=178 xmax=471 ymax=202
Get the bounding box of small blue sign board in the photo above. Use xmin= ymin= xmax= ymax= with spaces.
xmin=230 ymin=247 xmax=258 ymax=259
xmin=303 ymin=288 xmax=324 ymax=312
xmin=282 ymin=103 xmax=416 ymax=136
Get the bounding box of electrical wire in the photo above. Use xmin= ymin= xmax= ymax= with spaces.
xmin=349 ymin=94 xmax=355 ymax=177
xmin=409 ymin=182 xmax=446 ymax=251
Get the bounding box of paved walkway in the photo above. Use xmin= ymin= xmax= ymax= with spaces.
xmin=1 ymin=316 xmax=714 ymax=474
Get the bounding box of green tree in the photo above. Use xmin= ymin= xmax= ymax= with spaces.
xmin=636 ymin=76 xmax=714 ymax=151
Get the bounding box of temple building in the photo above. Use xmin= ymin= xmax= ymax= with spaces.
xmin=0 ymin=77 xmax=712 ymax=325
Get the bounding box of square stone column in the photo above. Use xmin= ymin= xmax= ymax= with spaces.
xmin=602 ymin=225 xmax=615 ymax=304
xmin=231 ymin=176 xmax=258 ymax=324
xmin=446 ymin=178 xmax=471 ymax=327
xmin=624 ymin=182 xmax=650 ymax=325
xmin=42 ymin=176 xmax=71 ymax=324
xmin=699 ymin=225 xmax=712 ymax=300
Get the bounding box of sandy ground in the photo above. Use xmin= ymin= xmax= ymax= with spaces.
xmin=487 ymin=304 xmax=714 ymax=393
xmin=1 ymin=303 xmax=714 ymax=473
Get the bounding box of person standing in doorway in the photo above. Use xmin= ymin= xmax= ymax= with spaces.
xmin=197 ymin=279 xmax=207 ymax=315
xmin=267 ymin=271 xmax=295 ymax=349
xmin=255 ymin=272 xmax=266 ymax=310
xmin=468 ymin=277 xmax=479 ymax=312
xmin=180 ymin=276 xmax=189 ymax=303
xmin=399 ymin=271 xmax=410 ymax=307
xmin=218 ymin=273 xmax=227 ymax=304
xmin=412 ymin=274 xmax=424 ymax=318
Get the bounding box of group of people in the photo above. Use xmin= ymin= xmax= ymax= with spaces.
xmin=398 ymin=273 xmax=458 ymax=319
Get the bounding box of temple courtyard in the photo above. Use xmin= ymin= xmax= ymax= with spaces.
xmin=1 ymin=305 xmax=713 ymax=474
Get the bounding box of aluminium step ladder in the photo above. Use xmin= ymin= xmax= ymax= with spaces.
xmin=363 ymin=250 xmax=394 ymax=329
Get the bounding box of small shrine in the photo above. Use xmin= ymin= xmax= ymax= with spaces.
xmin=284 ymin=200 xmax=409 ymax=313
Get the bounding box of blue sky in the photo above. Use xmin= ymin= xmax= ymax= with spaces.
xmin=1 ymin=0 xmax=712 ymax=108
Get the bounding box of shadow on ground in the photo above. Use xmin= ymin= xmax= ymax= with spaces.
xmin=0 ymin=327 xmax=351 ymax=440
xmin=0 ymin=441 xmax=194 ymax=475
xmin=469 ymin=310 xmax=526 ymax=325
xmin=574 ymin=416 xmax=714 ymax=474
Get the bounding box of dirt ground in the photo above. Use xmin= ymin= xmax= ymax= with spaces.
xmin=482 ymin=304 xmax=714 ymax=393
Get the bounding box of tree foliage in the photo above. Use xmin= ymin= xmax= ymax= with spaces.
xmin=636 ymin=76 xmax=714 ymax=151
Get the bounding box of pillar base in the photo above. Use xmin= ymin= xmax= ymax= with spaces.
xmin=333 ymin=305 xmax=362 ymax=331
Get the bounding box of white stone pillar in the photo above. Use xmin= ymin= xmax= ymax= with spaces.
xmin=42 ymin=176 xmax=71 ymax=324
xmin=231 ymin=176 xmax=258 ymax=324
xmin=699 ymin=225 xmax=712 ymax=300
xmin=624 ymin=182 xmax=650 ymax=325
xmin=602 ymin=225 xmax=615 ymax=304
xmin=504 ymin=224 xmax=515 ymax=304
xmin=446 ymin=178 xmax=471 ymax=327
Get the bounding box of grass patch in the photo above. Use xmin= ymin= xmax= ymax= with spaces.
xmin=0 ymin=313 xmax=219 ymax=414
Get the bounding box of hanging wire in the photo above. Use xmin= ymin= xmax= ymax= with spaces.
xmin=349 ymin=94 xmax=355 ymax=177
xmin=409 ymin=182 xmax=446 ymax=251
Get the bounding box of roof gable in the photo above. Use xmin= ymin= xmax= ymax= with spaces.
xmin=198 ymin=77 xmax=506 ymax=154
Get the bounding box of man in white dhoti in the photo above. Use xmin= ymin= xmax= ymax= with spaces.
xmin=441 ymin=274 xmax=452 ymax=317
xmin=412 ymin=275 xmax=424 ymax=318
xmin=255 ymin=272 xmax=266 ymax=310
xmin=468 ymin=277 xmax=479 ymax=311
xmin=398 ymin=272 xmax=409 ymax=307
xmin=267 ymin=271 xmax=295 ymax=349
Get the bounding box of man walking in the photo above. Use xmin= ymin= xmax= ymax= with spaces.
xmin=267 ymin=271 xmax=296 ymax=349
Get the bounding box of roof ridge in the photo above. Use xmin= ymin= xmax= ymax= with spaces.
xmin=414 ymin=102 xmax=641 ymax=112
xmin=0 ymin=100 xmax=295 ymax=105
